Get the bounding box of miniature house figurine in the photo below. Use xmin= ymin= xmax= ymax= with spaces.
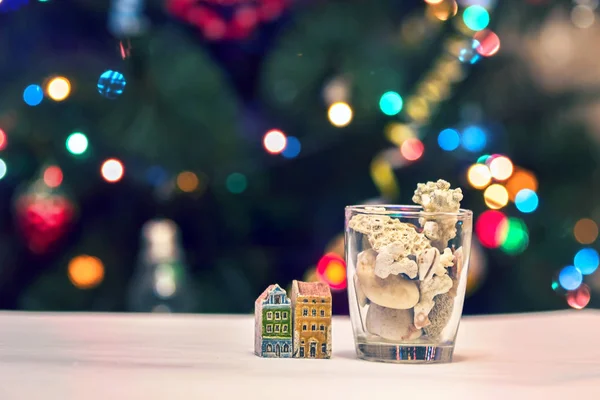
xmin=254 ymin=284 xmax=293 ymax=358
xmin=290 ymin=280 xmax=332 ymax=359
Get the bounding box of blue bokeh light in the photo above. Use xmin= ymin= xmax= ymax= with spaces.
xmin=23 ymin=84 xmax=43 ymax=106
xmin=146 ymin=165 xmax=168 ymax=187
xmin=437 ymin=129 xmax=460 ymax=151
xmin=97 ymin=70 xmax=127 ymax=99
xmin=0 ymin=158 xmax=6 ymax=180
xmin=558 ymin=266 xmax=583 ymax=291
xmin=461 ymin=126 xmax=487 ymax=152
xmin=515 ymin=189 xmax=539 ymax=213
xmin=458 ymin=40 xmax=481 ymax=64
xmin=282 ymin=136 xmax=301 ymax=159
xmin=574 ymin=248 xmax=599 ymax=275
xmin=463 ymin=5 xmax=490 ymax=31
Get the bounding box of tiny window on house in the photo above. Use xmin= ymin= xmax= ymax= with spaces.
xmin=320 ymin=309 xmax=325 ymax=317
xmin=322 ymin=343 xmax=326 ymax=353
xmin=267 ymin=312 xmax=273 ymax=320
xmin=302 ymin=308 xmax=308 ymax=316
xmin=321 ymin=299 xmax=325 ymax=303
xmin=312 ymin=299 xmax=316 ymax=303
xmin=283 ymin=325 xmax=288 ymax=332
xmin=311 ymin=324 xmax=316 ymax=331
xmin=312 ymin=309 xmax=316 ymax=316
xmin=267 ymin=325 xmax=272 ymax=333
xmin=320 ymin=324 xmax=324 ymax=331
xmin=282 ymin=312 xmax=288 ymax=319
xmin=275 ymin=325 xmax=280 ymax=333
xmin=303 ymin=299 xmax=308 ymax=303
xmin=302 ymin=324 xmax=307 ymax=331
xmin=275 ymin=312 xmax=280 ymax=320
xmin=274 ymin=295 xmax=281 ymax=304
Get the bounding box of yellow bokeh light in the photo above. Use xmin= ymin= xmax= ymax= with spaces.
xmin=426 ymin=0 xmax=458 ymax=21
xmin=467 ymin=163 xmax=492 ymax=189
xmin=177 ymin=171 xmax=199 ymax=193
xmin=370 ymin=156 xmax=399 ymax=199
xmin=405 ymin=97 xmax=430 ymax=123
xmin=484 ymin=184 xmax=509 ymax=209
xmin=68 ymin=255 xmax=105 ymax=289
xmin=384 ymin=122 xmax=415 ymax=146
xmin=489 ymin=156 xmax=514 ymax=181
xmin=47 ymin=77 xmax=71 ymax=101
xmin=574 ymin=218 xmax=599 ymax=244
xmin=324 ymin=260 xmax=346 ymax=284
xmin=328 ymin=102 xmax=353 ymax=127
xmin=506 ymin=168 xmax=538 ymax=202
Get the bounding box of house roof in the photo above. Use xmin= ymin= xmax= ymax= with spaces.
xmin=255 ymin=284 xmax=276 ymax=306
xmin=295 ymin=281 xmax=331 ymax=297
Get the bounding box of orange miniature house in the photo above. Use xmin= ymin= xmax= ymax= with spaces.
xmin=290 ymin=280 xmax=332 ymax=359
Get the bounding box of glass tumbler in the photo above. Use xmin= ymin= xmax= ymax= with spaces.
xmin=345 ymin=205 xmax=472 ymax=363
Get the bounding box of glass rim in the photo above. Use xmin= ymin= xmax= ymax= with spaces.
xmin=345 ymin=204 xmax=473 ymax=220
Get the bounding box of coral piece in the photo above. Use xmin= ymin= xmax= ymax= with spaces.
xmin=356 ymin=249 xmax=420 ymax=309
xmin=366 ymin=304 xmax=422 ymax=341
xmin=417 ymin=247 xmax=438 ymax=281
xmin=423 ymin=293 xmax=454 ymax=339
xmin=413 ymin=274 xmax=453 ymax=329
xmin=348 ymin=214 xmax=431 ymax=252
xmin=375 ymin=250 xmax=418 ymax=279
xmin=412 ymin=179 xmax=463 ymax=247
xmin=254 ymin=284 xmax=293 ymax=358
xmin=290 ymin=280 xmax=332 ymax=359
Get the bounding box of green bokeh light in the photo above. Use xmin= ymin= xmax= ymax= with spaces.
xmin=379 ymin=91 xmax=403 ymax=116
xmin=66 ymin=132 xmax=89 ymax=155
xmin=226 ymin=173 xmax=247 ymax=194
xmin=477 ymin=154 xmax=491 ymax=164
xmin=0 ymin=158 xmax=6 ymax=180
xmin=500 ymin=217 xmax=529 ymax=255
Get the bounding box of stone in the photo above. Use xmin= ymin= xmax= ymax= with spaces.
xmin=366 ymin=303 xmax=422 ymax=341
xmin=424 ymin=293 xmax=454 ymax=339
xmin=356 ymin=249 xmax=419 ymax=310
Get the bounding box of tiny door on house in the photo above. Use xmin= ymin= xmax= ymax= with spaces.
xmin=310 ymin=342 xmax=316 ymax=357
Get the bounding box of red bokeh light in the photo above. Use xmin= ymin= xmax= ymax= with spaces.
xmin=43 ymin=166 xmax=64 ymax=188
xmin=316 ymin=252 xmax=347 ymax=291
xmin=0 ymin=129 xmax=6 ymax=151
xmin=475 ymin=210 xmax=508 ymax=248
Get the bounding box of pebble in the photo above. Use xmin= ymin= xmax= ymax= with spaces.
xmin=366 ymin=303 xmax=422 ymax=341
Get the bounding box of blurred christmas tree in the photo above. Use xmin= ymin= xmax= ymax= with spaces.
xmin=0 ymin=0 xmax=598 ymax=313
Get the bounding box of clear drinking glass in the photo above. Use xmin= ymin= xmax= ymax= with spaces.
xmin=345 ymin=205 xmax=472 ymax=363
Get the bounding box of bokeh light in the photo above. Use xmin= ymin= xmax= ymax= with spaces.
xmin=97 ymin=70 xmax=126 ymax=99
xmin=573 ymin=218 xmax=598 ymax=244
xmin=385 ymin=123 xmax=416 ymax=146
xmin=282 ymin=136 xmax=301 ymax=159
xmin=458 ymin=40 xmax=481 ymax=64
xmin=405 ymin=97 xmax=430 ymax=122
xmin=506 ymin=169 xmax=538 ymax=202
xmin=438 ymin=128 xmax=460 ymax=151
xmin=515 ymin=189 xmax=539 ymax=213
xmin=467 ymin=163 xmax=492 ymax=189
xmin=461 ymin=125 xmax=486 ymax=152
xmin=328 ymin=102 xmax=353 ymax=127
xmin=474 ymin=29 xmax=500 ymax=56
xmin=316 ymin=253 xmax=347 ymax=291
xmin=0 ymin=158 xmax=6 ymax=180
xmin=574 ymin=248 xmax=599 ymax=275
xmin=571 ymin=5 xmax=595 ymax=29
xmin=499 ymin=218 xmax=529 ymax=255
xmin=476 ymin=210 xmax=507 ymax=248
xmin=226 ymin=172 xmax=247 ymax=194
xmin=0 ymin=129 xmax=6 ymax=151
xmin=477 ymin=154 xmax=491 ymax=164
xmin=558 ymin=265 xmax=583 ymax=291
xmin=46 ymin=77 xmax=71 ymax=101
xmin=68 ymin=255 xmax=105 ymax=289
xmin=400 ymin=138 xmax=425 ymax=161
xmin=566 ymin=284 xmax=591 ymax=309
xmin=463 ymin=5 xmax=490 ymax=31
xmin=23 ymin=84 xmax=43 ymax=106
xmin=43 ymin=165 xmax=63 ymax=188
xmin=483 ymin=184 xmax=509 ymax=209
xmin=263 ymin=129 xmax=287 ymax=154
xmin=101 ymin=159 xmax=125 ymax=183
xmin=66 ymin=132 xmax=89 ymax=155
xmin=176 ymin=171 xmax=199 ymax=193
xmin=427 ymin=0 xmax=458 ymax=21
xmin=379 ymin=91 xmax=403 ymax=116
xmin=489 ymin=156 xmax=513 ymax=181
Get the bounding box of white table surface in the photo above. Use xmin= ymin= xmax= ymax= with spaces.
xmin=0 ymin=311 xmax=598 ymax=399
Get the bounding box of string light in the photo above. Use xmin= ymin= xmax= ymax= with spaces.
xmin=475 ymin=210 xmax=507 ymax=248
xmin=43 ymin=165 xmax=63 ymax=188
xmin=316 ymin=253 xmax=347 ymax=291
xmin=499 ymin=218 xmax=529 ymax=255
xmin=379 ymin=91 xmax=403 ymax=116
xmin=328 ymin=102 xmax=353 ymax=127
xmin=474 ymin=29 xmax=500 ymax=57
xmin=437 ymin=128 xmax=460 ymax=151
xmin=101 ymin=158 xmax=125 ymax=183
xmin=97 ymin=70 xmax=126 ymax=99
xmin=282 ymin=136 xmax=301 ymax=158
xmin=574 ymin=248 xmax=599 ymax=275
xmin=68 ymin=255 xmax=105 ymax=289
xmin=385 ymin=123 xmax=416 ymax=146
xmin=566 ymin=284 xmax=591 ymax=309
xmin=467 ymin=163 xmax=492 ymax=189
xmin=462 ymin=5 xmax=490 ymax=31
xmin=66 ymin=132 xmax=89 ymax=155
xmin=558 ymin=266 xmax=583 ymax=291
xmin=489 ymin=156 xmax=514 ymax=181
xmin=23 ymin=84 xmax=43 ymax=106
xmin=506 ymin=169 xmax=538 ymax=202
xmin=46 ymin=77 xmax=71 ymax=101
xmin=461 ymin=125 xmax=486 ymax=152
xmin=405 ymin=97 xmax=430 ymax=122
xmin=0 ymin=129 xmax=6 ymax=151
xmin=483 ymin=184 xmax=509 ymax=209
xmin=515 ymin=189 xmax=539 ymax=213
xmin=427 ymin=0 xmax=458 ymax=21
xmin=573 ymin=218 xmax=598 ymax=244
xmin=400 ymin=138 xmax=424 ymax=161
xmin=226 ymin=172 xmax=247 ymax=194
xmin=263 ymin=129 xmax=287 ymax=154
